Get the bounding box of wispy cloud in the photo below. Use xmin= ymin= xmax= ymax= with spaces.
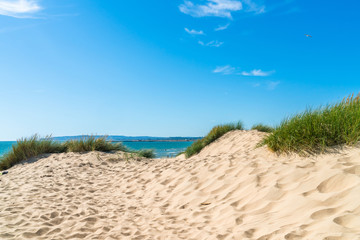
xmin=199 ymin=40 xmax=224 ymax=47
xmin=213 ymin=65 xmax=275 ymax=76
xmin=207 ymin=40 xmax=223 ymax=47
xmin=179 ymin=0 xmax=267 ymax=18
xmin=179 ymin=0 xmax=243 ymax=19
xmin=242 ymin=0 xmax=265 ymax=14
xmin=214 ymin=23 xmax=230 ymax=31
xmin=0 ymin=0 xmax=41 ymax=18
xmin=185 ymin=28 xmax=205 ymax=35
xmin=250 ymin=81 xmax=280 ymax=90
xmin=267 ymin=81 xmax=280 ymax=90
xmin=213 ymin=65 xmax=236 ymax=75
xmin=241 ymin=69 xmax=275 ymax=77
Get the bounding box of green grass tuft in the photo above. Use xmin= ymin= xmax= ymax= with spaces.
xmin=185 ymin=122 xmax=243 ymax=158
xmin=261 ymin=93 xmax=360 ymax=154
xmin=0 ymin=135 xmax=128 ymax=171
xmin=0 ymin=135 xmax=66 ymax=171
xmin=251 ymin=124 xmax=274 ymax=133
xmin=136 ymin=149 xmax=156 ymax=158
xmin=64 ymin=136 xmax=127 ymax=153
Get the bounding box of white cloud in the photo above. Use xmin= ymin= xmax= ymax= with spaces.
xmin=213 ymin=65 xmax=236 ymax=75
xmin=267 ymin=81 xmax=280 ymax=90
xmin=199 ymin=40 xmax=224 ymax=47
xmin=185 ymin=28 xmax=204 ymax=35
xmin=179 ymin=0 xmax=243 ymax=19
xmin=250 ymin=81 xmax=280 ymax=90
xmin=241 ymin=69 xmax=275 ymax=76
xmin=0 ymin=0 xmax=41 ymax=18
xmin=179 ymin=0 xmax=267 ymax=18
xmin=206 ymin=40 xmax=223 ymax=47
xmin=214 ymin=23 xmax=230 ymax=31
xmin=213 ymin=66 xmax=275 ymax=76
xmin=242 ymin=0 xmax=265 ymax=14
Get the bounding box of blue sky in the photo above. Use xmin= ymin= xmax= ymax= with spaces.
xmin=0 ymin=0 xmax=359 ymax=140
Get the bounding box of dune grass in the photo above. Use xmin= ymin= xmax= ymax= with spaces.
xmin=261 ymin=93 xmax=360 ymax=154
xmin=185 ymin=122 xmax=243 ymax=158
xmin=251 ymin=124 xmax=274 ymax=133
xmin=136 ymin=149 xmax=156 ymax=158
xmin=0 ymin=135 xmax=156 ymax=171
xmin=64 ymin=136 xmax=127 ymax=152
xmin=3 ymin=94 xmax=358 ymax=169
xmin=0 ymin=135 xmax=66 ymax=171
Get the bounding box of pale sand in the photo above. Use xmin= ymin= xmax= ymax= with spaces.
xmin=1 ymin=130 xmax=360 ymax=239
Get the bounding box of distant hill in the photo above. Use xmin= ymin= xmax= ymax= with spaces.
xmin=52 ymin=135 xmax=202 ymax=142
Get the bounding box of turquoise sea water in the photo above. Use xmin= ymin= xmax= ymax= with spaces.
xmin=0 ymin=141 xmax=193 ymax=159
xmin=0 ymin=142 xmax=15 ymax=157
xmin=123 ymin=141 xmax=193 ymax=158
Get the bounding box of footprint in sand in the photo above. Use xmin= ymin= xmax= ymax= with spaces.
xmin=333 ymin=214 xmax=360 ymax=228
xmin=344 ymin=165 xmax=360 ymax=175
xmin=310 ymin=208 xmax=337 ymax=220
xmin=317 ymin=174 xmax=359 ymax=193
xmin=235 ymin=216 xmax=243 ymax=225
xmin=243 ymin=228 xmax=256 ymax=238
xmin=322 ymin=237 xmax=343 ymax=240
xmin=284 ymin=230 xmax=307 ymax=240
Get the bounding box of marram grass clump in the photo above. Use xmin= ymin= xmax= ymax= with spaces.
xmin=261 ymin=93 xmax=360 ymax=155
xmin=251 ymin=124 xmax=274 ymax=133
xmin=64 ymin=136 xmax=127 ymax=153
xmin=0 ymin=135 xmax=150 ymax=171
xmin=185 ymin=122 xmax=243 ymax=158
xmin=136 ymin=149 xmax=156 ymax=159
xmin=0 ymin=135 xmax=66 ymax=171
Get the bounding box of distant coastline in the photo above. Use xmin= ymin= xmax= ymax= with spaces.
xmin=52 ymin=135 xmax=202 ymax=142
xmin=116 ymin=139 xmax=198 ymax=142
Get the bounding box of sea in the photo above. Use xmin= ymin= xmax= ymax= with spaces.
xmin=0 ymin=141 xmax=194 ymax=159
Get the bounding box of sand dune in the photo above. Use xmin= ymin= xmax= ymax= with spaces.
xmin=1 ymin=130 xmax=360 ymax=239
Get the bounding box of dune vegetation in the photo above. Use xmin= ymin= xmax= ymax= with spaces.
xmin=137 ymin=149 xmax=156 ymax=159
xmin=64 ymin=136 xmax=127 ymax=153
xmin=0 ymin=135 xmax=155 ymax=170
xmin=185 ymin=122 xmax=243 ymax=158
xmin=261 ymin=93 xmax=360 ymax=154
xmin=2 ymin=94 xmax=359 ymax=167
xmin=251 ymin=124 xmax=274 ymax=133
xmin=0 ymin=135 xmax=66 ymax=171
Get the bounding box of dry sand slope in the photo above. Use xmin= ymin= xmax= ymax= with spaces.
xmin=1 ymin=130 xmax=360 ymax=240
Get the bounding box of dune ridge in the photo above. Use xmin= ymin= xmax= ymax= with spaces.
xmin=1 ymin=130 xmax=360 ymax=239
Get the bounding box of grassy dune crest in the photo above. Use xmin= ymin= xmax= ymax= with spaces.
xmin=185 ymin=122 xmax=243 ymax=158
xmin=64 ymin=136 xmax=127 ymax=152
xmin=251 ymin=124 xmax=274 ymax=133
xmin=0 ymin=135 xmax=66 ymax=170
xmin=262 ymin=94 xmax=360 ymax=154
xmin=0 ymin=136 xmax=155 ymax=170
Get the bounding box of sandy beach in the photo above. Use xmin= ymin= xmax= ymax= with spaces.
xmin=1 ymin=130 xmax=360 ymax=239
